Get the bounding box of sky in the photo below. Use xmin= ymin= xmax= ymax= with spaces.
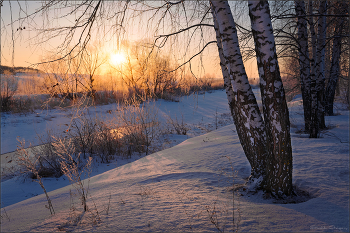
xmin=0 ymin=1 xmax=259 ymax=79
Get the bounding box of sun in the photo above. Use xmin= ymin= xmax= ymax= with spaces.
xmin=110 ymin=52 xmax=126 ymax=66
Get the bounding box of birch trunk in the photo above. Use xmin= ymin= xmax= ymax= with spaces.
xmin=348 ymin=2 xmax=350 ymax=109
xmin=248 ymin=0 xmax=293 ymax=196
xmin=325 ymin=3 xmax=345 ymax=116
xmin=210 ymin=0 xmax=267 ymax=181
xmin=294 ymin=0 xmax=312 ymax=132
xmin=315 ymin=1 xmax=327 ymax=129
xmin=308 ymin=0 xmax=320 ymax=138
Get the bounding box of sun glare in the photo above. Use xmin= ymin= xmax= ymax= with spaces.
xmin=110 ymin=53 xmax=126 ymax=66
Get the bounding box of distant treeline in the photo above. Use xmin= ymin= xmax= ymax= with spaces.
xmin=0 ymin=65 xmax=43 ymax=74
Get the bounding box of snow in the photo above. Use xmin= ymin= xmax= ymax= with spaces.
xmin=1 ymin=89 xmax=349 ymax=232
xmin=1 ymin=91 xmax=230 ymax=154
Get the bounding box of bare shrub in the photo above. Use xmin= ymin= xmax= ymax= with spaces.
xmin=53 ymin=138 xmax=92 ymax=212
xmin=16 ymin=139 xmax=55 ymax=215
xmin=35 ymin=131 xmax=64 ymax=178
xmin=159 ymin=92 xmax=180 ymax=102
xmin=67 ymin=115 xmax=97 ymax=159
xmin=62 ymin=112 xmax=122 ymax=163
xmin=16 ymin=134 xmax=102 ymax=226
xmin=1 ymin=71 xmax=18 ymax=111
xmin=16 ymin=74 xmax=45 ymax=95
xmin=2 ymin=67 xmax=225 ymax=113
xmin=205 ymin=200 xmax=229 ymax=233
xmin=116 ymin=97 xmax=161 ymax=156
xmin=94 ymin=91 xmax=119 ymax=105
xmin=54 ymin=137 xmax=102 ymax=226
xmin=93 ymin=120 xmax=122 ymax=163
xmin=9 ymin=96 xmax=35 ymax=114
xmin=165 ymin=113 xmax=189 ymax=135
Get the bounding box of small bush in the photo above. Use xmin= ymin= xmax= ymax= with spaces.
xmin=1 ymin=71 xmax=18 ymax=112
xmin=165 ymin=114 xmax=189 ymax=135
xmin=115 ymin=97 xmax=161 ymax=156
xmin=54 ymin=137 xmax=92 ymax=213
xmin=16 ymin=139 xmax=56 ymax=215
xmin=159 ymin=92 xmax=180 ymax=102
xmin=93 ymin=121 xmax=122 ymax=163
xmin=14 ymin=94 xmax=173 ymax=181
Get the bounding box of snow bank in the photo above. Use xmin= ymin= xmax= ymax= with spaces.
xmin=1 ymin=115 xmax=348 ymax=231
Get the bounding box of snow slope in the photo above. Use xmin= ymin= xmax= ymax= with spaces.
xmin=1 ymin=90 xmax=235 ymax=209
xmin=1 ymin=90 xmax=349 ymax=232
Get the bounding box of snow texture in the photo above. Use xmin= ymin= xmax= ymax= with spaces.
xmin=1 ymin=90 xmax=349 ymax=232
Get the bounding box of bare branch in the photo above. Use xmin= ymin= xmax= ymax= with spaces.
xmin=154 ymin=23 xmax=214 ymax=47
xmin=170 ymin=40 xmax=216 ymax=72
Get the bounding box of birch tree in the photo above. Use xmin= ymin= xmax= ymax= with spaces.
xmin=292 ymin=0 xmax=348 ymax=137
xmin=325 ymin=1 xmax=347 ymax=116
xmin=294 ymin=0 xmax=311 ymax=132
xmin=315 ymin=1 xmax=327 ymax=129
xmin=247 ymin=0 xmax=292 ymax=196
xmin=211 ymin=0 xmax=293 ymax=196
xmin=211 ymin=1 xmax=267 ymax=182
xmin=308 ymin=1 xmax=321 ymax=137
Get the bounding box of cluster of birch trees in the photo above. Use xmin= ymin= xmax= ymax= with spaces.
xmin=151 ymin=0 xmax=348 ymax=197
xmin=294 ymin=0 xmax=349 ymax=138
xmin=210 ymin=0 xmax=293 ymax=197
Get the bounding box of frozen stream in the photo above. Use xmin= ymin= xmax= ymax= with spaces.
xmin=1 ymin=89 xmax=261 ymax=154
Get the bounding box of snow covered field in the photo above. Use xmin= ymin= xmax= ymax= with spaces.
xmin=1 ymin=89 xmax=349 ymax=232
xmin=1 ymin=90 xmax=233 ymax=155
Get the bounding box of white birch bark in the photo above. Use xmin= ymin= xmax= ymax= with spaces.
xmin=248 ymin=0 xmax=293 ymax=196
xmin=210 ymin=0 xmax=267 ymax=180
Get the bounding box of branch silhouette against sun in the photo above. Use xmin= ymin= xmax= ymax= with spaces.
xmin=8 ymin=0 xmax=131 ymax=66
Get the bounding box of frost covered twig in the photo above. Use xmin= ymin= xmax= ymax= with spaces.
xmin=16 ymin=139 xmax=55 ymax=215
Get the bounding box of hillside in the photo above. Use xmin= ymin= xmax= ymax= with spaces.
xmin=0 ymin=65 xmax=42 ymax=74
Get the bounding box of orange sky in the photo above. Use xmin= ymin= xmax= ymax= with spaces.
xmin=0 ymin=1 xmax=259 ymax=80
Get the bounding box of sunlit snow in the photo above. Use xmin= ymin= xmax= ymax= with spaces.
xmin=1 ymin=89 xmax=349 ymax=232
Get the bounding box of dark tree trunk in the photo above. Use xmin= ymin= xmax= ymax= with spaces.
xmin=315 ymin=1 xmax=327 ymax=129
xmin=308 ymin=1 xmax=320 ymax=138
xmin=325 ymin=3 xmax=345 ymax=116
xmin=294 ymin=0 xmax=312 ymax=132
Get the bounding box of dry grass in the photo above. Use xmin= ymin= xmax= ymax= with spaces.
xmin=16 ymin=139 xmax=56 ymax=215
xmin=2 ymin=71 xmax=225 ymax=114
